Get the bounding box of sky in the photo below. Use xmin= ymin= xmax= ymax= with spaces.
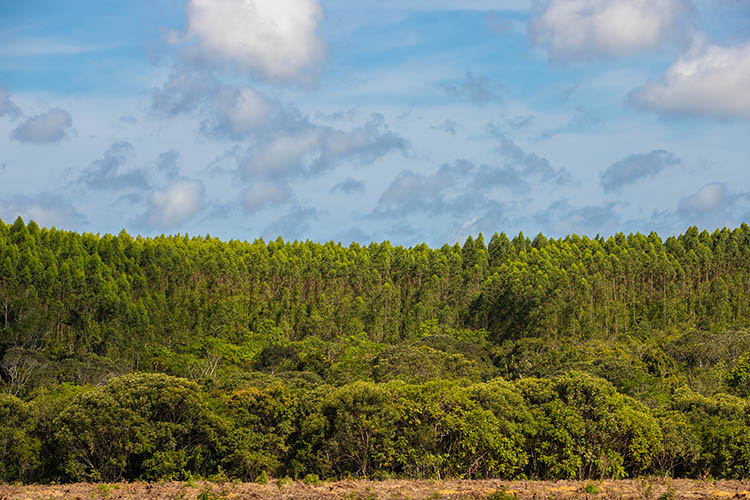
xmin=0 ymin=0 xmax=749 ymax=246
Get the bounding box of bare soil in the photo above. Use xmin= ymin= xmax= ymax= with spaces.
xmin=1 ymin=478 xmax=748 ymax=500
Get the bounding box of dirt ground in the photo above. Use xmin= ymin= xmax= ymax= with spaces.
xmin=1 ymin=478 xmax=748 ymax=500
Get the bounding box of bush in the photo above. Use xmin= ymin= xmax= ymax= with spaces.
xmin=54 ymin=373 xmax=226 ymax=481
xmin=0 ymin=394 xmax=40 ymax=482
xmin=516 ymin=371 xmax=662 ymax=479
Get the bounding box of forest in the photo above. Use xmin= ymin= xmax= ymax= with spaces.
xmin=0 ymin=216 xmax=748 ymax=483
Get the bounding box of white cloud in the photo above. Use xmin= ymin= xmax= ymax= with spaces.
xmin=141 ymin=180 xmax=204 ymax=229
xmin=78 ymin=141 xmax=149 ymax=190
xmin=236 ymin=114 xmax=408 ymax=180
xmin=629 ymin=40 xmax=750 ymax=119
xmin=216 ymin=88 xmax=274 ymax=133
xmin=600 ymin=149 xmax=679 ymax=192
xmin=242 ymin=180 xmax=292 ymax=211
xmin=0 ymin=85 xmax=21 ymax=119
xmin=10 ymin=108 xmax=72 ymax=144
xmin=183 ymin=0 xmax=325 ymax=83
xmin=0 ymin=194 xmax=85 ymax=229
xmin=310 ymin=114 xmax=408 ymax=174
xmin=678 ymin=182 xmax=727 ymax=212
xmin=150 ymin=69 xmax=304 ymax=139
xmin=666 ymin=182 xmax=750 ymax=230
xmin=242 ymin=130 xmax=322 ymax=179
xmin=530 ymin=0 xmax=689 ymax=61
xmin=202 ymin=86 xmax=291 ymax=139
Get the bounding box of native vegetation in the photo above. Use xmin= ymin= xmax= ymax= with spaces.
xmin=0 ymin=217 xmax=748 ymax=482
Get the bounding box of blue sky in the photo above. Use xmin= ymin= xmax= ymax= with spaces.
xmin=1 ymin=0 xmax=749 ymax=246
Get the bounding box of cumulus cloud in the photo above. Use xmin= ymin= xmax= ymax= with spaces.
xmin=236 ymin=113 xmax=408 ymax=180
xmin=377 ymin=162 xmax=466 ymax=213
xmin=678 ymin=183 xmax=728 ymax=213
xmin=181 ymin=0 xmax=325 ymax=83
xmin=530 ymin=0 xmax=689 ymax=61
xmin=150 ymin=70 xmax=406 ymax=217
xmin=201 ymin=87 xmax=281 ymax=139
xmin=242 ymin=180 xmax=292 ymax=212
xmin=629 ymin=40 xmax=750 ymax=119
xmin=600 ymin=149 xmax=679 ymax=192
xmin=491 ymin=128 xmax=571 ymax=184
xmin=138 ymin=179 xmax=205 ymax=229
xmin=310 ymin=114 xmax=409 ymax=174
xmin=329 ymin=178 xmax=365 ymax=195
xmin=155 ymin=71 xmax=321 ymax=148
xmin=150 ymin=68 xmax=297 ymax=140
xmin=374 ymin=160 xmax=495 ymax=217
xmin=156 ymin=150 xmax=181 ymax=181
xmin=374 ymin=131 xmax=569 ymax=223
xmin=150 ymin=69 xmax=221 ymax=117
xmin=442 ymin=71 xmax=499 ymax=105
xmin=239 ymin=130 xmax=321 ymax=179
xmin=10 ymin=108 xmax=72 ymax=144
xmin=0 ymin=194 xmax=86 ymax=229
xmin=0 ymin=85 xmax=21 ymax=119
xmin=372 ymin=161 xmax=513 ymax=246
xmin=636 ymin=182 xmax=750 ymax=231
xmin=78 ymin=141 xmax=149 ymax=190
xmin=370 ymin=139 xmax=578 ymax=243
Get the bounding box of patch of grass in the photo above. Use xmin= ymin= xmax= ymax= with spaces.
xmin=303 ymin=473 xmax=321 ymax=485
xmin=95 ymin=483 xmax=115 ymax=497
xmin=207 ymin=466 xmax=229 ymax=484
xmin=583 ymin=482 xmax=600 ymax=495
xmin=197 ymin=488 xmax=227 ymax=500
xmin=183 ymin=475 xmax=198 ymax=489
xmin=486 ymin=488 xmax=516 ymax=500
xmin=276 ymin=477 xmax=293 ymax=488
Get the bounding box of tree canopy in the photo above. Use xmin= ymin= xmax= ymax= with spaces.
xmin=0 ymin=217 xmax=749 ymax=482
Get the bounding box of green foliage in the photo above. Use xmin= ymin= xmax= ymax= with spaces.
xmin=302 ymin=473 xmax=321 ymax=485
xmin=0 ymin=218 xmax=749 ymax=482
xmin=583 ymin=482 xmax=600 ymax=494
xmin=666 ymin=388 xmax=750 ymax=479
xmin=392 ymin=379 xmax=528 ymax=479
xmin=486 ymin=488 xmax=516 ymax=500
xmin=197 ymin=488 xmax=227 ymax=500
xmin=372 ymin=344 xmax=483 ymax=384
xmin=727 ymin=355 xmax=750 ymax=397
xmin=321 ymin=381 xmax=399 ymax=477
xmin=53 ymin=373 xmax=226 ymax=481
xmin=221 ymin=382 xmax=296 ymax=479
xmin=516 ymin=372 xmax=662 ymax=479
xmin=0 ymin=393 xmax=40 ymax=481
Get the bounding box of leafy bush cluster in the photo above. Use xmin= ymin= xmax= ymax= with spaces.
xmin=3 ymin=370 xmax=749 ymax=483
xmin=0 ymin=217 xmax=748 ymax=482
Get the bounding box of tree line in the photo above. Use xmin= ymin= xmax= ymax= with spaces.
xmin=0 ymin=217 xmax=748 ymax=482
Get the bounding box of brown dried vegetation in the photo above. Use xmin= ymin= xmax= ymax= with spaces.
xmin=1 ymin=479 xmax=749 ymax=500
